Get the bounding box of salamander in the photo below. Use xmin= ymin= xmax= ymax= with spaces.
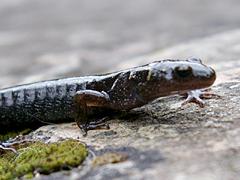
xmin=0 ymin=58 xmax=216 ymax=136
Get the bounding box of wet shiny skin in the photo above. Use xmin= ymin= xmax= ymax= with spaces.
xmin=134 ymin=59 xmax=216 ymax=102
xmin=0 ymin=58 xmax=216 ymax=134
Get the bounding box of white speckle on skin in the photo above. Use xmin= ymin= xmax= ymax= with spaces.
xmin=147 ymin=70 xmax=152 ymax=81
xmin=129 ymin=71 xmax=137 ymax=80
xmin=15 ymin=90 xmax=25 ymax=103
xmin=165 ymin=68 xmax=173 ymax=80
xmin=3 ymin=91 xmax=13 ymax=106
xmin=25 ymin=89 xmax=35 ymax=102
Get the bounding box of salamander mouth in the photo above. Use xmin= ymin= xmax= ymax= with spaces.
xmin=183 ymin=79 xmax=216 ymax=92
xmin=174 ymin=72 xmax=216 ymax=93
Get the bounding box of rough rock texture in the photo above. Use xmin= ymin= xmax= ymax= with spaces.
xmin=1 ymin=1 xmax=240 ymax=180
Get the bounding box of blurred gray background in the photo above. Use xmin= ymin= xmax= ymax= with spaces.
xmin=0 ymin=0 xmax=240 ymax=87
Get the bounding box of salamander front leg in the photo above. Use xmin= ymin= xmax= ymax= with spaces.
xmin=74 ymin=90 xmax=111 ymax=136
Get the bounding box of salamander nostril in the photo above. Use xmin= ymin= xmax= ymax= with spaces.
xmin=175 ymin=65 xmax=192 ymax=78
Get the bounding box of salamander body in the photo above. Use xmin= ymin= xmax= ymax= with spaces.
xmin=0 ymin=58 xmax=216 ymax=134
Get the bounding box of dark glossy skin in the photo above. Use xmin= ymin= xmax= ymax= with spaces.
xmin=0 ymin=58 xmax=216 ymax=134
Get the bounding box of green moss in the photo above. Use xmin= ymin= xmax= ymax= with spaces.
xmin=0 ymin=139 xmax=88 ymax=180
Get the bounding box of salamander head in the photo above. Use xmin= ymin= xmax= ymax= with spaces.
xmin=138 ymin=58 xmax=216 ymax=100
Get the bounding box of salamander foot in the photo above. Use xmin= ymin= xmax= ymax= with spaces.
xmin=182 ymin=89 xmax=220 ymax=107
xmin=0 ymin=143 xmax=18 ymax=154
xmin=79 ymin=117 xmax=110 ymax=136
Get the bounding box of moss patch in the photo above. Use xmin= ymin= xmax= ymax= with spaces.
xmin=0 ymin=139 xmax=88 ymax=180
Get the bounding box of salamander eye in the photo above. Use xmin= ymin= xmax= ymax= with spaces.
xmin=174 ymin=65 xmax=192 ymax=78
